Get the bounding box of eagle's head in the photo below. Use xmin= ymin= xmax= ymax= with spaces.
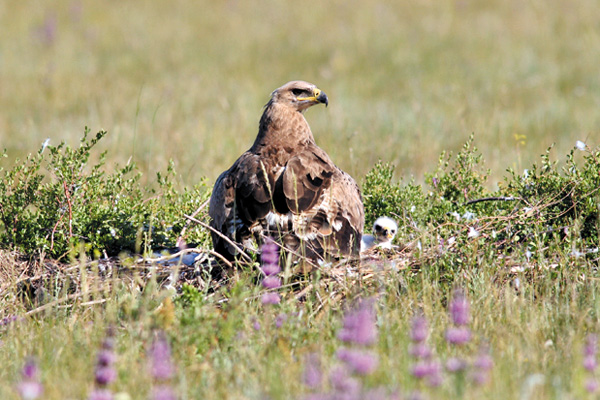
xmin=373 ymin=216 xmax=397 ymax=244
xmin=270 ymin=81 xmax=329 ymax=113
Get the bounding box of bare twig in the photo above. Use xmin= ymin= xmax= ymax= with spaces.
xmin=464 ymin=196 xmax=520 ymax=206
xmin=176 ymin=198 xmax=210 ymax=247
xmin=63 ymin=182 xmax=73 ymax=238
xmin=24 ymin=289 xmax=107 ymax=317
xmin=183 ymin=214 xmax=253 ymax=262
xmin=49 ymin=210 xmax=65 ymax=252
xmin=140 ymin=246 xmax=233 ymax=270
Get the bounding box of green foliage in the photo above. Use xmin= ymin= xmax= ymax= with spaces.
xmin=362 ymin=135 xmax=599 ymax=265
xmin=1 ymin=135 xmax=599 ymax=400
xmin=0 ymin=128 xmax=211 ymax=258
xmin=428 ymin=135 xmax=490 ymax=204
xmin=361 ymin=161 xmax=404 ymax=228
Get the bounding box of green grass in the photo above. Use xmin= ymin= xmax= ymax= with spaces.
xmin=2 ymin=0 xmax=598 ymax=185
xmin=1 ymin=1 xmax=600 ymax=399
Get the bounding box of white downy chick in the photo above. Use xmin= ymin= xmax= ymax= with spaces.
xmin=360 ymin=216 xmax=398 ymax=252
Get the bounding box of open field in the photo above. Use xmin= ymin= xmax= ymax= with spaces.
xmin=1 ymin=1 xmax=600 ymax=399
xmin=2 ymin=0 xmax=599 ymax=185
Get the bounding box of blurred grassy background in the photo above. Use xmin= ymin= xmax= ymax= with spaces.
xmin=1 ymin=0 xmax=599 ymax=186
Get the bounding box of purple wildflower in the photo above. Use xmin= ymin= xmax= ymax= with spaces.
xmin=152 ymin=385 xmax=177 ymax=400
xmin=261 ymin=238 xmax=280 ymax=276
xmin=585 ymin=334 xmax=597 ymax=355
xmin=252 ymin=319 xmax=261 ymax=331
xmin=150 ymin=332 xmax=175 ymax=381
xmin=88 ymin=327 xmax=117 ymax=400
xmin=337 ymin=299 xmax=378 ymax=346
xmin=407 ymin=391 xmax=425 ymax=400
xmin=411 ymin=360 xmax=443 ymax=387
xmin=411 ymin=361 xmax=435 ymax=379
xmin=17 ymin=358 xmax=43 ymax=400
xmin=427 ymin=362 xmax=444 ymax=387
xmin=261 ymin=292 xmax=281 ymax=305
xmin=409 ymin=342 xmax=432 ymax=359
xmin=474 ymin=350 xmax=494 ymax=371
xmin=410 ymin=315 xmax=428 ymax=343
xmin=445 ymin=357 xmax=467 ymax=372
xmin=34 ymin=13 xmax=58 ymax=46
xmin=21 ymin=359 xmax=39 ymax=380
xmin=329 ymin=366 xmax=361 ymax=394
xmin=586 ymin=378 xmax=599 ymax=393
xmin=95 ymin=366 xmax=117 ymax=386
xmin=584 ymin=357 xmax=597 ymax=372
xmin=584 ymin=334 xmax=597 ymax=371
xmin=336 ymin=348 xmax=379 ymax=375
xmin=275 ymin=313 xmax=287 ymax=328
xmin=469 ymin=344 xmax=494 ymax=385
xmin=449 ymin=291 xmax=470 ymax=326
xmin=445 ymin=327 xmax=472 ymax=345
xmin=1 ymin=314 xmax=18 ymax=327
xmin=303 ymin=353 xmax=323 ymax=389
xmin=88 ymin=389 xmax=113 ymax=400
xmin=262 ymin=276 xmax=281 ymax=289
xmin=149 ymin=332 xmax=177 ymax=400
xmin=97 ymin=350 xmax=116 ymax=367
xmin=583 ymin=334 xmax=598 ymax=392
xmin=409 ymin=315 xmax=432 ymax=360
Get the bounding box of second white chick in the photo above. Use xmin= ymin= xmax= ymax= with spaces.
xmin=360 ymin=216 xmax=398 ymax=252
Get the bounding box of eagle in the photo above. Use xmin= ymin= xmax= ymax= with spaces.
xmin=209 ymin=81 xmax=364 ymax=261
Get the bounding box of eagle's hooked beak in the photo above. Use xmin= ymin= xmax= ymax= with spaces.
xmin=315 ymin=88 xmax=329 ymax=107
xmin=298 ymin=88 xmax=329 ymax=107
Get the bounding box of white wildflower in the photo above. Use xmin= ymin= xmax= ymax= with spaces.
xmin=576 ymin=140 xmax=586 ymax=151
xmin=462 ymin=211 xmax=475 ymax=220
xmin=467 ymin=226 xmax=480 ymax=238
xmin=450 ymin=212 xmax=461 ymax=221
xmin=571 ymin=250 xmax=584 ymax=258
xmin=41 ymin=138 xmax=50 ymax=153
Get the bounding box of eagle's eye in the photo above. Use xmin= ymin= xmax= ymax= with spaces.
xmin=374 ymin=225 xmax=382 ymax=232
xmin=291 ymin=88 xmax=304 ymax=96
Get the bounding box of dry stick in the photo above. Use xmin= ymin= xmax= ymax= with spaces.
xmin=259 ymin=233 xmax=321 ymax=271
xmin=49 ymin=210 xmax=65 ymax=252
xmin=63 ymin=181 xmax=73 ymax=238
xmin=140 ymin=246 xmax=233 ymax=270
xmin=183 ymin=214 xmax=253 ymax=263
xmin=464 ymin=196 xmax=521 ymax=206
xmin=58 ymin=298 xmax=107 ymax=308
xmin=293 ymin=283 xmax=313 ymax=300
xmin=176 ymin=198 xmax=210 ymax=247
xmin=24 ymin=288 xmax=107 ymax=317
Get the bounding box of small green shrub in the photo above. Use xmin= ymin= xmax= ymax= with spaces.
xmin=362 ymin=135 xmax=599 ymax=266
xmin=0 ymin=128 xmax=211 ymax=258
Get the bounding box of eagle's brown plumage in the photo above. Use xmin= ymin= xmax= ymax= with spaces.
xmin=209 ymin=81 xmax=364 ymax=261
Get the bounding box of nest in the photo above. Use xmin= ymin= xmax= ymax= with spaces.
xmin=0 ymin=243 xmax=418 ymax=322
